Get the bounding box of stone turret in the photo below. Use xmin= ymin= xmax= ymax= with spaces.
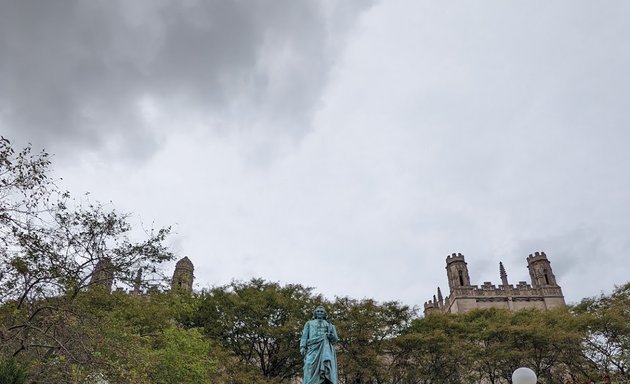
xmin=89 ymin=258 xmax=114 ymax=292
xmin=446 ymin=253 xmax=471 ymax=291
xmin=527 ymin=251 xmax=557 ymax=287
xmin=424 ymin=251 xmax=566 ymax=316
xmin=132 ymin=268 xmax=143 ymax=295
xmin=171 ymin=256 xmax=194 ymax=293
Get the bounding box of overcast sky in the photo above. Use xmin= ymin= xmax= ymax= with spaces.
xmin=2 ymin=0 xmax=629 ymax=309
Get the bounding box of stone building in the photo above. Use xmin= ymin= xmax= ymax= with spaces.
xmin=424 ymin=251 xmax=565 ymax=315
xmin=171 ymin=256 xmax=194 ymax=292
xmin=89 ymin=256 xmax=194 ymax=293
xmin=88 ymin=258 xmax=115 ymax=291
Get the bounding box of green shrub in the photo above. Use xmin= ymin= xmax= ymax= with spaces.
xmin=0 ymin=357 xmax=28 ymax=384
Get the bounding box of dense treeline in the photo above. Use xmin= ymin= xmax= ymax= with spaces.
xmin=1 ymin=138 xmax=629 ymax=383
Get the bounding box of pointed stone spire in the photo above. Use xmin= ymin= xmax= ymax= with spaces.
xmin=437 ymin=287 xmax=444 ymax=306
xmin=500 ymin=261 xmax=509 ymax=287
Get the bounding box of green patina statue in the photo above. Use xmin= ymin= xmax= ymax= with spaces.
xmin=300 ymin=306 xmax=338 ymax=384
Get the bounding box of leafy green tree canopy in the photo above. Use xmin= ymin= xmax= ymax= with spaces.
xmin=0 ymin=137 xmax=176 ymax=381
xmin=193 ymin=278 xmax=323 ymax=382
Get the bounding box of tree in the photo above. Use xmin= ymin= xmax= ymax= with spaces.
xmin=192 ymin=279 xmax=323 ymax=382
xmin=1 ymin=284 xmax=218 ymax=383
xmin=573 ymin=282 xmax=630 ymax=382
xmin=0 ymin=137 xmax=175 ymax=381
xmin=463 ymin=308 xmax=586 ymax=384
xmin=150 ymin=327 xmax=215 ymax=384
xmin=0 ymin=201 xmax=173 ymax=373
xmin=391 ymin=313 xmax=469 ymax=384
xmin=388 ymin=307 xmax=587 ymax=384
xmin=330 ymin=297 xmax=415 ymax=384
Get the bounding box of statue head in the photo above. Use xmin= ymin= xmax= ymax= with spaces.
xmin=313 ymin=306 xmax=327 ymax=320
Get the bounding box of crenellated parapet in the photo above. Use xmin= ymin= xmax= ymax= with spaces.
xmin=424 ymin=286 xmax=449 ymax=314
xmin=446 ymin=252 xmax=466 ymax=264
xmin=425 ymin=251 xmax=565 ymax=315
xmin=424 ymin=300 xmax=436 ymax=312
xmin=526 ymin=251 xmax=548 ymax=263
xmin=448 ymin=283 xmax=563 ymax=299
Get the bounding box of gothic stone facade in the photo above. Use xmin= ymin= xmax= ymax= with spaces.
xmin=424 ymin=251 xmax=565 ymax=315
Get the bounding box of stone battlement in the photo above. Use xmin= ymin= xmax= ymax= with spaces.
xmin=526 ymin=251 xmax=548 ymax=263
xmin=450 ymin=284 xmax=563 ymax=299
xmin=425 ymin=251 xmax=565 ymax=315
xmin=446 ymin=252 xmax=466 ymax=264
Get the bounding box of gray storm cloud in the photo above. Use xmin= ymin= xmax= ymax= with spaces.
xmin=0 ymin=0 xmax=374 ymax=158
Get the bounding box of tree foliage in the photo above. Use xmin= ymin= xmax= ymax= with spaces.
xmin=0 ymin=356 xmax=28 ymax=384
xmin=331 ymin=297 xmax=415 ymax=384
xmin=150 ymin=327 xmax=215 ymax=384
xmin=192 ymin=278 xmax=323 ymax=382
xmin=0 ymin=137 xmax=178 ymax=381
xmin=573 ymin=282 xmax=630 ymax=382
xmin=392 ymin=313 xmax=469 ymax=384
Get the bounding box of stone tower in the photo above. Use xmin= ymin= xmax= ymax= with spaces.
xmin=527 ymin=251 xmax=558 ymax=287
xmin=132 ymin=268 xmax=143 ymax=295
xmin=89 ymin=258 xmax=114 ymax=292
xmin=446 ymin=253 xmax=471 ymax=290
xmin=171 ymin=256 xmax=194 ymax=292
xmin=424 ymin=251 xmax=565 ymax=315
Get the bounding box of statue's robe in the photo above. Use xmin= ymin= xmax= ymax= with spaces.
xmin=300 ymin=319 xmax=338 ymax=384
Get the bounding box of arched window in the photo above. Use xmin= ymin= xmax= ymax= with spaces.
xmin=458 ymin=270 xmax=464 ymax=286
xmin=543 ymin=269 xmax=550 ymax=285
